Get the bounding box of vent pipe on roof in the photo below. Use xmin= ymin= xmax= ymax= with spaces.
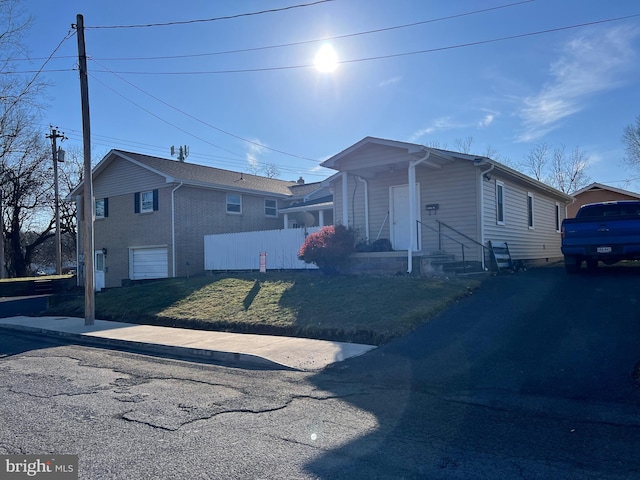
xmin=297 ymin=176 xmax=305 ymax=184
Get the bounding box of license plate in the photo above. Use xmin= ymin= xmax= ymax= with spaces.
xmin=597 ymin=246 xmax=612 ymax=254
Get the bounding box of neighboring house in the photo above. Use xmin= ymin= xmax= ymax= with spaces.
xmin=68 ymin=150 xmax=333 ymax=289
xmin=567 ymin=182 xmax=640 ymax=218
xmin=320 ymin=137 xmax=574 ymax=273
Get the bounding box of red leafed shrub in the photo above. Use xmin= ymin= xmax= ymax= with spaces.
xmin=298 ymin=225 xmax=356 ymax=274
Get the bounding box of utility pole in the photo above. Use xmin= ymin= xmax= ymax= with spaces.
xmin=74 ymin=14 xmax=95 ymax=325
xmin=46 ymin=126 xmax=66 ymax=275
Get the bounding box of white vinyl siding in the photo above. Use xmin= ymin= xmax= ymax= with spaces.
xmin=483 ymin=176 xmax=565 ymax=261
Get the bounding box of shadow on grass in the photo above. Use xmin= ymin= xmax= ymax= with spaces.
xmin=243 ymin=280 xmax=261 ymax=311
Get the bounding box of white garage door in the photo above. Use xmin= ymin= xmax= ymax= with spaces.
xmin=130 ymin=247 xmax=168 ymax=280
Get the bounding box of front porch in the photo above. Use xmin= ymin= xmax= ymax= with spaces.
xmin=348 ymin=251 xmax=486 ymax=276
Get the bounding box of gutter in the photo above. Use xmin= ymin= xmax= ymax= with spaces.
xmin=171 ymin=182 xmax=184 ymax=277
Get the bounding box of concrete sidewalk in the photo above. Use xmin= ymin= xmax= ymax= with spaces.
xmin=0 ymin=316 xmax=376 ymax=371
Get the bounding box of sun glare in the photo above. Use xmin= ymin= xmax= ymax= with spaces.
xmin=314 ymin=43 xmax=339 ymax=73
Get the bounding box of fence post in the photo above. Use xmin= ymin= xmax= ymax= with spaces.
xmin=259 ymin=252 xmax=267 ymax=273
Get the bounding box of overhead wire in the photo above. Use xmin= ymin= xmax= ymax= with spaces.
xmin=87 ymin=13 xmax=640 ymax=75
xmin=90 ymin=58 xmax=321 ymax=162
xmin=84 ymin=0 xmax=336 ymax=29
xmin=88 ymin=0 xmax=536 ymax=62
xmin=2 ymin=0 xmax=535 ymax=63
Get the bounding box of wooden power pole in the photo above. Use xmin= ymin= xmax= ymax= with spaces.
xmin=75 ymin=14 xmax=95 ymax=325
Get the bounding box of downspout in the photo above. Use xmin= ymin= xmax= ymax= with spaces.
xmin=171 ymin=182 xmax=184 ymax=277
xmin=478 ymin=162 xmax=495 ymax=270
xmin=357 ymin=176 xmax=370 ymax=241
xmin=407 ymin=151 xmax=431 ymax=273
xmin=341 ymin=171 xmax=349 ymax=226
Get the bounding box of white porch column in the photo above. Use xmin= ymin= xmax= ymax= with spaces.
xmin=341 ymin=171 xmax=349 ymax=226
xmin=283 ymin=213 xmax=289 ymax=229
xmin=318 ymin=210 xmax=325 ymax=227
xmin=407 ymin=151 xmax=430 ymax=273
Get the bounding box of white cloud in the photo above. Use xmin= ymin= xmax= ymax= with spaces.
xmin=409 ymin=117 xmax=457 ymax=141
xmin=478 ymin=113 xmax=495 ymax=128
xmin=517 ymin=25 xmax=639 ymax=142
xmin=246 ymin=141 xmax=265 ymax=170
xmin=378 ymin=76 xmax=402 ymax=87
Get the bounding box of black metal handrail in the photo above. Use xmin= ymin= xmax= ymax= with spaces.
xmin=436 ymin=220 xmax=490 ymax=253
xmin=417 ymin=220 xmax=468 ymax=272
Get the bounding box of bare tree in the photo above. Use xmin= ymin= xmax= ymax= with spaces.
xmin=454 ymin=136 xmax=473 ymax=154
xmin=550 ymin=145 xmax=590 ymax=194
xmin=521 ymin=143 xmax=550 ymax=182
xmin=0 ymin=0 xmax=56 ymax=276
xmin=518 ymin=143 xmax=590 ymax=194
xmin=622 ymin=115 xmax=640 ymax=171
xmin=247 ymin=161 xmax=280 ymax=179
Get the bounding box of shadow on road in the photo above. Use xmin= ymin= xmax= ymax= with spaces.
xmin=303 ymin=265 xmax=640 ymax=478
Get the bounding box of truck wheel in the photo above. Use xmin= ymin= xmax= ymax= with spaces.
xmin=564 ymin=256 xmax=581 ymax=274
xmin=586 ymin=259 xmax=598 ymax=271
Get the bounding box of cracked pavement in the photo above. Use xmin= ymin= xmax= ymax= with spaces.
xmin=2 ymin=266 xmax=640 ymax=479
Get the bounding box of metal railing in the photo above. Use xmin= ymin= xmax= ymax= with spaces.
xmin=417 ymin=220 xmax=490 ymax=272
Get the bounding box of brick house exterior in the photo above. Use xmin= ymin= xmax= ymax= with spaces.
xmin=68 ymin=150 xmax=332 ymax=289
xmin=567 ymin=183 xmax=640 ymax=218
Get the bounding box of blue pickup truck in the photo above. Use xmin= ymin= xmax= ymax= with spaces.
xmin=561 ymin=200 xmax=640 ymax=273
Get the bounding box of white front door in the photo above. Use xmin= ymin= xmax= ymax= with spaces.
xmin=95 ymin=251 xmax=105 ymax=291
xmin=390 ymin=184 xmax=421 ymax=251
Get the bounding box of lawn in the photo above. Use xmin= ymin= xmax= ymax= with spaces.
xmin=46 ymin=271 xmax=483 ymax=345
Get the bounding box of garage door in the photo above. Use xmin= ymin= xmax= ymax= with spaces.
xmin=130 ymin=247 xmax=168 ymax=280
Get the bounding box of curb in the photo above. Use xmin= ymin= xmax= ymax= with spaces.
xmin=0 ymin=324 xmax=292 ymax=370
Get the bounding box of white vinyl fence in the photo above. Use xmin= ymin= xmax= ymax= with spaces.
xmin=204 ymin=227 xmax=320 ymax=271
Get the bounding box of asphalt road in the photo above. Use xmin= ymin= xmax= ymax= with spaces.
xmin=1 ymin=264 xmax=639 ymax=479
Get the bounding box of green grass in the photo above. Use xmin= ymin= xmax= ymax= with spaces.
xmin=46 ymin=272 xmax=483 ymax=345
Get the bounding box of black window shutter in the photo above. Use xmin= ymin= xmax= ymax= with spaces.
xmin=134 ymin=192 xmax=140 ymax=213
xmin=104 ymin=198 xmax=109 ymax=217
xmin=153 ymin=189 xmax=159 ymax=211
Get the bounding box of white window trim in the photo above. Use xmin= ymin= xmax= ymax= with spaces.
xmin=95 ymin=198 xmax=105 ymax=219
xmin=527 ymin=192 xmax=535 ymax=230
xmin=496 ymin=181 xmax=505 ymax=225
xmin=140 ymin=191 xmax=154 ymax=213
xmin=264 ymin=199 xmax=277 ymax=217
xmin=226 ymin=193 xmax=242 ymax=214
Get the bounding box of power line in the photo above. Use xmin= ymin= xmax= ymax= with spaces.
xmin=2 ymin=0 xmax=535 ymax=63
xmin=89 ymin=0 xmax=536 ymax=62
xmin=85 ymin=13 xmax=640 ymax=75
xmin=85 ymin=0 xmax=336 ymax=29
xmin=2 ymin=30 xmax=75 ymax=117
xmin=90 ymin=58 xmax=320 ymax=162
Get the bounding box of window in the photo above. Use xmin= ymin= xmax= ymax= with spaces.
xmin=95 ymin=198 xmax=108 ymax=219
xmin=226 ymin=193 xmax=242 ymax=214
xmin=555 ymin=202 xmax=561 ymax=232
xmin=134 ymin=190 xmax=158 ymax=213
xmin=265 ymin=199 xmax=277 ymax=217
xmin=496 ymin=181 xmax=505 ymax=225
xmin=527 ymin=192 xmax=534 ymax=229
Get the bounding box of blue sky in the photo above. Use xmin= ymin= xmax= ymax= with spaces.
xmin=15 ymin=0 xmax=640 ymax=191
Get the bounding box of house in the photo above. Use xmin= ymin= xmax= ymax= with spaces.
xmin=68 ymin=150 xmax=333 ymax=289
xmin=320 ymin=137 xmax=574 ymax=274
xmin=567 ymin=182 xmax=640 ymax=218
